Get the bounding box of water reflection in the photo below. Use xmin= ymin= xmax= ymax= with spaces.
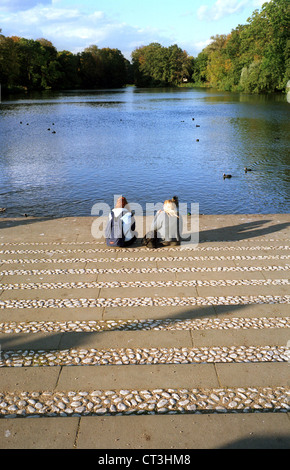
xmin=0 ymin=87 xmax=289 ymax=218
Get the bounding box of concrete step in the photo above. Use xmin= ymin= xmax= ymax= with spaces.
xmin=1 ymin=327 xmax=289 ymax=351
xmin=1 ymin=413 xmax=289 ymax=449
xmin=1 ymin=362 xmax=289 ymax=392
xmin=0 ymin=363 xmax=289 ymax=417
xmin=1 ymin=301 xmax=289 ymax=323
xmin=0 ymin=215 xmax=289 ymax=449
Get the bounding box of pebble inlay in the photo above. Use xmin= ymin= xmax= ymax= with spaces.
xmin=0 ymin=264 xmax=289 ymax=277
xmin=0 ymin=387 xmax=289 ymax=418
xmin=1 ymin=254 xmax=289 ymax=265
xmin=1 ymin=345 xmax=288 ymax=368
xmin=1 ymin=236 xmax=289 ymax=420
xmin=1 ymin=278 xmax=288 ymax=291
xmin=1 ymin=317 xmax=289 ymax=334
xmin=1 ymin=294 xmax=289 ymax=309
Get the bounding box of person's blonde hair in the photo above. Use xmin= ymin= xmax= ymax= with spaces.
xmin=163 ymin=196 xmax=179 ymax=217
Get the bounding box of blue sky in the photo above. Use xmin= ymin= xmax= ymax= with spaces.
xmin=0 ymin=0 xmax=268 ymax=59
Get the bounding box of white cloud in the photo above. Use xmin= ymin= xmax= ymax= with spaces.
xmin=197 ymin=5 xmax=209 ymax=20
xmin=195 ymin=38 xmax=214 ymax=50
xmin=0 ymin=4 xmax=168 ymax=59
xmin=0 ymin=0 xmax=52 ymax=12
xmin=197 ymin=0 xmax=249 ymax=21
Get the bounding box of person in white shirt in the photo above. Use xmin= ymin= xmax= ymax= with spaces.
xmin=107 ymin=196 xmax=137 ymax=247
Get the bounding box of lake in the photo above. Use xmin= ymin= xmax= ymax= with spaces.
xmin=0 ymin=86 xmax=289 ymax=218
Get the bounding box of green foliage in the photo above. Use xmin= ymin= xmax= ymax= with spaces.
xmin=0 ymin=35 xmax=20 ymax=88
xmin=0 ymin=36 xmax=130 ymax=93
xmin=131 ymin=43 xmax=194 ymax=87
xmin=193 ymin=0 xmax=289 ymax=93
xmin=0 ymin=0 xmax=288 ymax=94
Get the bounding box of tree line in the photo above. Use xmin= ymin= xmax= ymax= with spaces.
xmin=0 ymin=36 xmax=132 ymax=93
xmin=193 ymin=0 xmax=289 ymax=93
xmin=0 ymin=0 xmax=288 ymax=95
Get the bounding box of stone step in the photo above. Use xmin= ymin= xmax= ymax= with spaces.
xmin=1 ymin=243 xmax=289 ymax=259
xmin=1 ymin=300 xmax=289 ymax=322
xmin=1 ymin=327 xmax=289 ymax=350
xmin=1 ymin=413 xmax=290 ymax=449
xmin=1 ymin=245 xmax=289 ymax=266
xmin=0 ymin=263 xmax=289 ymax=282
xmin=0 ymin=280 xmax=289 ymax=305
xmin=2 ymin=362 xmax=288 ymax=391
xmin=0 ymin=215 xmax=289 ymax=449
xmin=1 ymin=215 xmax=289 ymax=243
xmin=0 ymin=362 xmax=289 ymax=418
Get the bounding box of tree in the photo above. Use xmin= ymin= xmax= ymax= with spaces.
xmin=131 ymin=43 xmax=193 ymax=87
xmin=192 ymin=52 xmax=208 ymax=84
xmin=79 ymin=45 xmax=128 ymax=88
xmin=57 ymin=50 xmax=80 ymax=89
xmin=0 ymin=34 xmax=20 ymax=89
xmin=194 ymin=0 xmax=289 ymax=93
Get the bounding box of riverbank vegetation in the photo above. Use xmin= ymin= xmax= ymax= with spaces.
xmin=0 ymin=0 xmax=288 ymax=95
xmin=193 ymin=0 xmax=289 ymax=93
xmin=132 ymin=0 xmax=289 ymax=93
xmin=0 ymin=37 xmax=132 ymax=93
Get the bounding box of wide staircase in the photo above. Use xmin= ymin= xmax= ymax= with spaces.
xmin=0 ymin=214 xmax=289 ymax=449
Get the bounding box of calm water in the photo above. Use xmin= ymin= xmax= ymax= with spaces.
xmin=0 ymin=87 xmax=289 ymax=218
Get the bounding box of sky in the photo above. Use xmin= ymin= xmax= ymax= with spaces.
xmin=0 ymin=0 xmax=269 ymax=60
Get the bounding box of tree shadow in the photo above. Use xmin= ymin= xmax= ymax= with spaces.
xmin=218 ymin=434 xmax=290 ymax=449
xmin=129 ymin=218 xmax=290 ymax=248
xmin=198 ymin=218 xmax=290 ymax=243
xmin=0 ymin=217 xmax=57 ymax=230
xmin=0 ymin=302 xmax=251 ymax=352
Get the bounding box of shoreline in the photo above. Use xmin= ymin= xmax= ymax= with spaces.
xmin=1 ymin=213 xmax=289 ymax=244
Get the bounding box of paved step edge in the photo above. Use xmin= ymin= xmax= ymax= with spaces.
xmin=1 ymin=412 xmax=290 ymax=449
xmin=1 ymin=362 xmax=288 ymax=391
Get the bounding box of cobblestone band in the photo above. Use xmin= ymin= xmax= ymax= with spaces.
xmin=1 ymin=278 xmax=288 ymax=291
xmin=1 ymin=346 xmax=288 ymax=368
xmin=0 ymin=387 xmax=289 ymax=418
xmin=0 ymin=295 xmax=289 ymax=309
xmin=1 ymin=317 xmax=289 ymax=334
xmin=1 ymin=254 xmax=289 ymax=265
xmin=0 ymin=264 xmax=289 ymax=277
